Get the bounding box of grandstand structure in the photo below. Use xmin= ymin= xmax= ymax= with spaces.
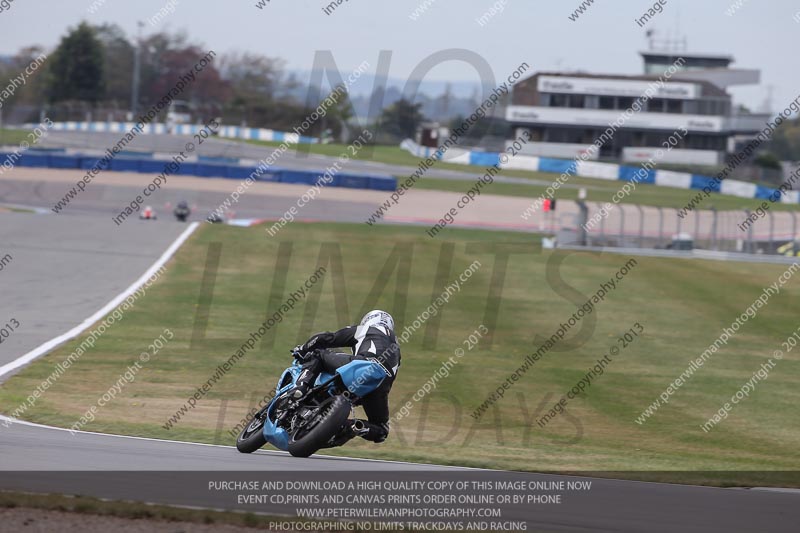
xmin=506 ymin=48 xmax=766 ymax=166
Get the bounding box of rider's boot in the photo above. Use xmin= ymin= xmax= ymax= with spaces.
xmin=355 ymin=420 xmax=389 ymax=443
xmin=290 ymin=358 xmax=321 ymax=400
xmin=328 ymin=419 xmax=369 ymax=447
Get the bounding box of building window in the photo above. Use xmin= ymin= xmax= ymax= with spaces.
xmin=550 ymin=93 xmax=569 ymax=107
xmin=685 ymin=135 xmax=725 ymax=150
xmin=539 ymin=93 xmax=551 ymax=106
xmin=540 ymin=93 xmax=586 ymax=108
xmin=711 ymin=99 xmax=730 ymax=115
xmin=617 ymin=96 xmax=635 ymax=110
xmin=543 ymin=127 xmax=587 ymax=144
xmin=630 ymin=131 xmax=646 ymax=146
xmin=648 ymin=99 xmax=666 ymax=113
xmin=666 ymin=99 xmax=683 ymax=114
xmin=569 ymin=94 xmax=586 ymax=108
xmin=693 ymin=99 xmax=731 ymax=116
xmin=599 ymin=96 xmax=615 ymax=109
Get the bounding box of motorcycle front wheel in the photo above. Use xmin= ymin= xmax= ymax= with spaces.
xmin=236 ymin=410 xmax=268 ymax=453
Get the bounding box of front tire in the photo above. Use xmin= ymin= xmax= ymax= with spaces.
xmin=287 ymin=396 xmax=350 ymax=458
xmin=236 ymin=412 xmax=268 ymax=453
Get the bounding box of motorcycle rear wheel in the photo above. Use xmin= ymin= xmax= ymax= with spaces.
xmin=287 ymin=396 xmax=350 ymax=458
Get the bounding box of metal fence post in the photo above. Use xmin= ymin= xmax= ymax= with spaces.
xmin=694 ymin=209 xmax=700 ymax=244
xmin=767 ymin=210 xmax=774 ymax=252
xmin=577 ymin=202 xmax=589 ymax=246
xmin=635 ymin=204 xmax=644 ymax=248
xmin=744 ymin=210 xmax=754 ymax=253
xmin=710 ymin=207 xmax=718 ymax=250
xmin=720 ymin=211 xmax=732 ymax=249
xmin=596 ymin=202 xmax=606 ymax=243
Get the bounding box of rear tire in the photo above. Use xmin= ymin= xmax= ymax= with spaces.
xmin=287 ymin=396 xmax=350 ymax=458
xmin=236 ymin=413 xmax=268 ymax=453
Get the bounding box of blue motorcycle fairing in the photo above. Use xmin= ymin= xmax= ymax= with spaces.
xmin=336 ymin=359 xmax=389 ymax=397
xmin=274 ymin=361 xmax=337 ymax=396
xmin=262 ymin=359 xmax=388 ymax=451
xmin=263 ymin=362 xmax=339 ymax=451
xmin=262 ymin=400 xmax=291 ymax=451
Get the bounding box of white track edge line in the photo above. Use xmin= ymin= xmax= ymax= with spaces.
xmin=0 ymin=414 xmax=477 ymax=470
xmin=1 ymin=222 xmax=791 ymax=489
xmin=6 ymin=413 xmax=792 ymax=493
xmin=0 ymin=222 xmax=200 ymax=380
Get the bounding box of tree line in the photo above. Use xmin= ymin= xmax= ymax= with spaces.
xmin=0 ymin=22 xmax=355 ymax=140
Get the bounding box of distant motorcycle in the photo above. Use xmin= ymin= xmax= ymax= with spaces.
xmin=236 ymin=348 xmax=389 ymax=458
xmin=139 ymin=206 xmax=157 ymax=220
xmin=174 ymin=201 xmax=191 ymax=222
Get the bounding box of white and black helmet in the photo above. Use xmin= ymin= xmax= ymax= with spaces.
xmin=359 ymin=309 xmax=394 ymax=335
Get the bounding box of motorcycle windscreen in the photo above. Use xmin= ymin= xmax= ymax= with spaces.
xmin=336 ymin=359 xmax=388 ymax=397
xmin=276 ymin=364 xmax=302 ymax=396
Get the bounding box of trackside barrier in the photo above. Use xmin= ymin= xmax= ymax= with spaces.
xmin=1 ymin=150 xmax=397 ymax=192
xmin=42 ymin=121 xmax=318 ymax=145
xmin=399 ymin=139 xmax=800 ymax=204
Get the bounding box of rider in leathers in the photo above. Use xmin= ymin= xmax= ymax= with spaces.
xmin=291 ymin=310 xmax=400 ymax=444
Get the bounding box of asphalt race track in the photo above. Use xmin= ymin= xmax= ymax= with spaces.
xmin=0 ymin=416 xmax=441 ymax=472
xmin=0 ymin=213 xmax=189 ymax=379
xmin=1 ymin=417 xmax=799 ymax=532
xmin=0 ymin=152 xmax=799 ymax=532
xmin=0 ymin=167 xmax=379 ymax=224
xmin=13 ymin=131 xmax=799 ymax=240
xmin=38 ymin=130 xmax=577 ymax=190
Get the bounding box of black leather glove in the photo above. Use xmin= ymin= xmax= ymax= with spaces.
xmin=292 ymin=347 xmax=323 ymax=364
xmin=293 ymin=332 xmax=333 ymax=358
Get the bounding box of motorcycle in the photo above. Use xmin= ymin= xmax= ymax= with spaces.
xmin=236 ymin=348 xmax=389 ymax=458
xmin=139 ymin=206 xmax=157 ymax=220
xmin=173 ymin=201 xmax=191 ymax=222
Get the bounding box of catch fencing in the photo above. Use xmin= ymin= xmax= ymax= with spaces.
xmin=550 ymin=202 xmax=800 ymax=254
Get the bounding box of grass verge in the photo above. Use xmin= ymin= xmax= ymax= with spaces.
xmin=0 ymin=222 xmax=798 ymax=486
xmin=0 ymin=128 xmax=31 ymax=146
xmin=415 ymin=176 xmax=800 ymax=212
xmin=243 ymin=139 xmax=799 ymax=212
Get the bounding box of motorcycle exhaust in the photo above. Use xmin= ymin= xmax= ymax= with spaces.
xmin=352 ymin=420 xmax=368 ymax=434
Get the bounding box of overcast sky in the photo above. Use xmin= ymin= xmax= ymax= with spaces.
xmin=1 ymin=0 xmax=798 ymax=111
